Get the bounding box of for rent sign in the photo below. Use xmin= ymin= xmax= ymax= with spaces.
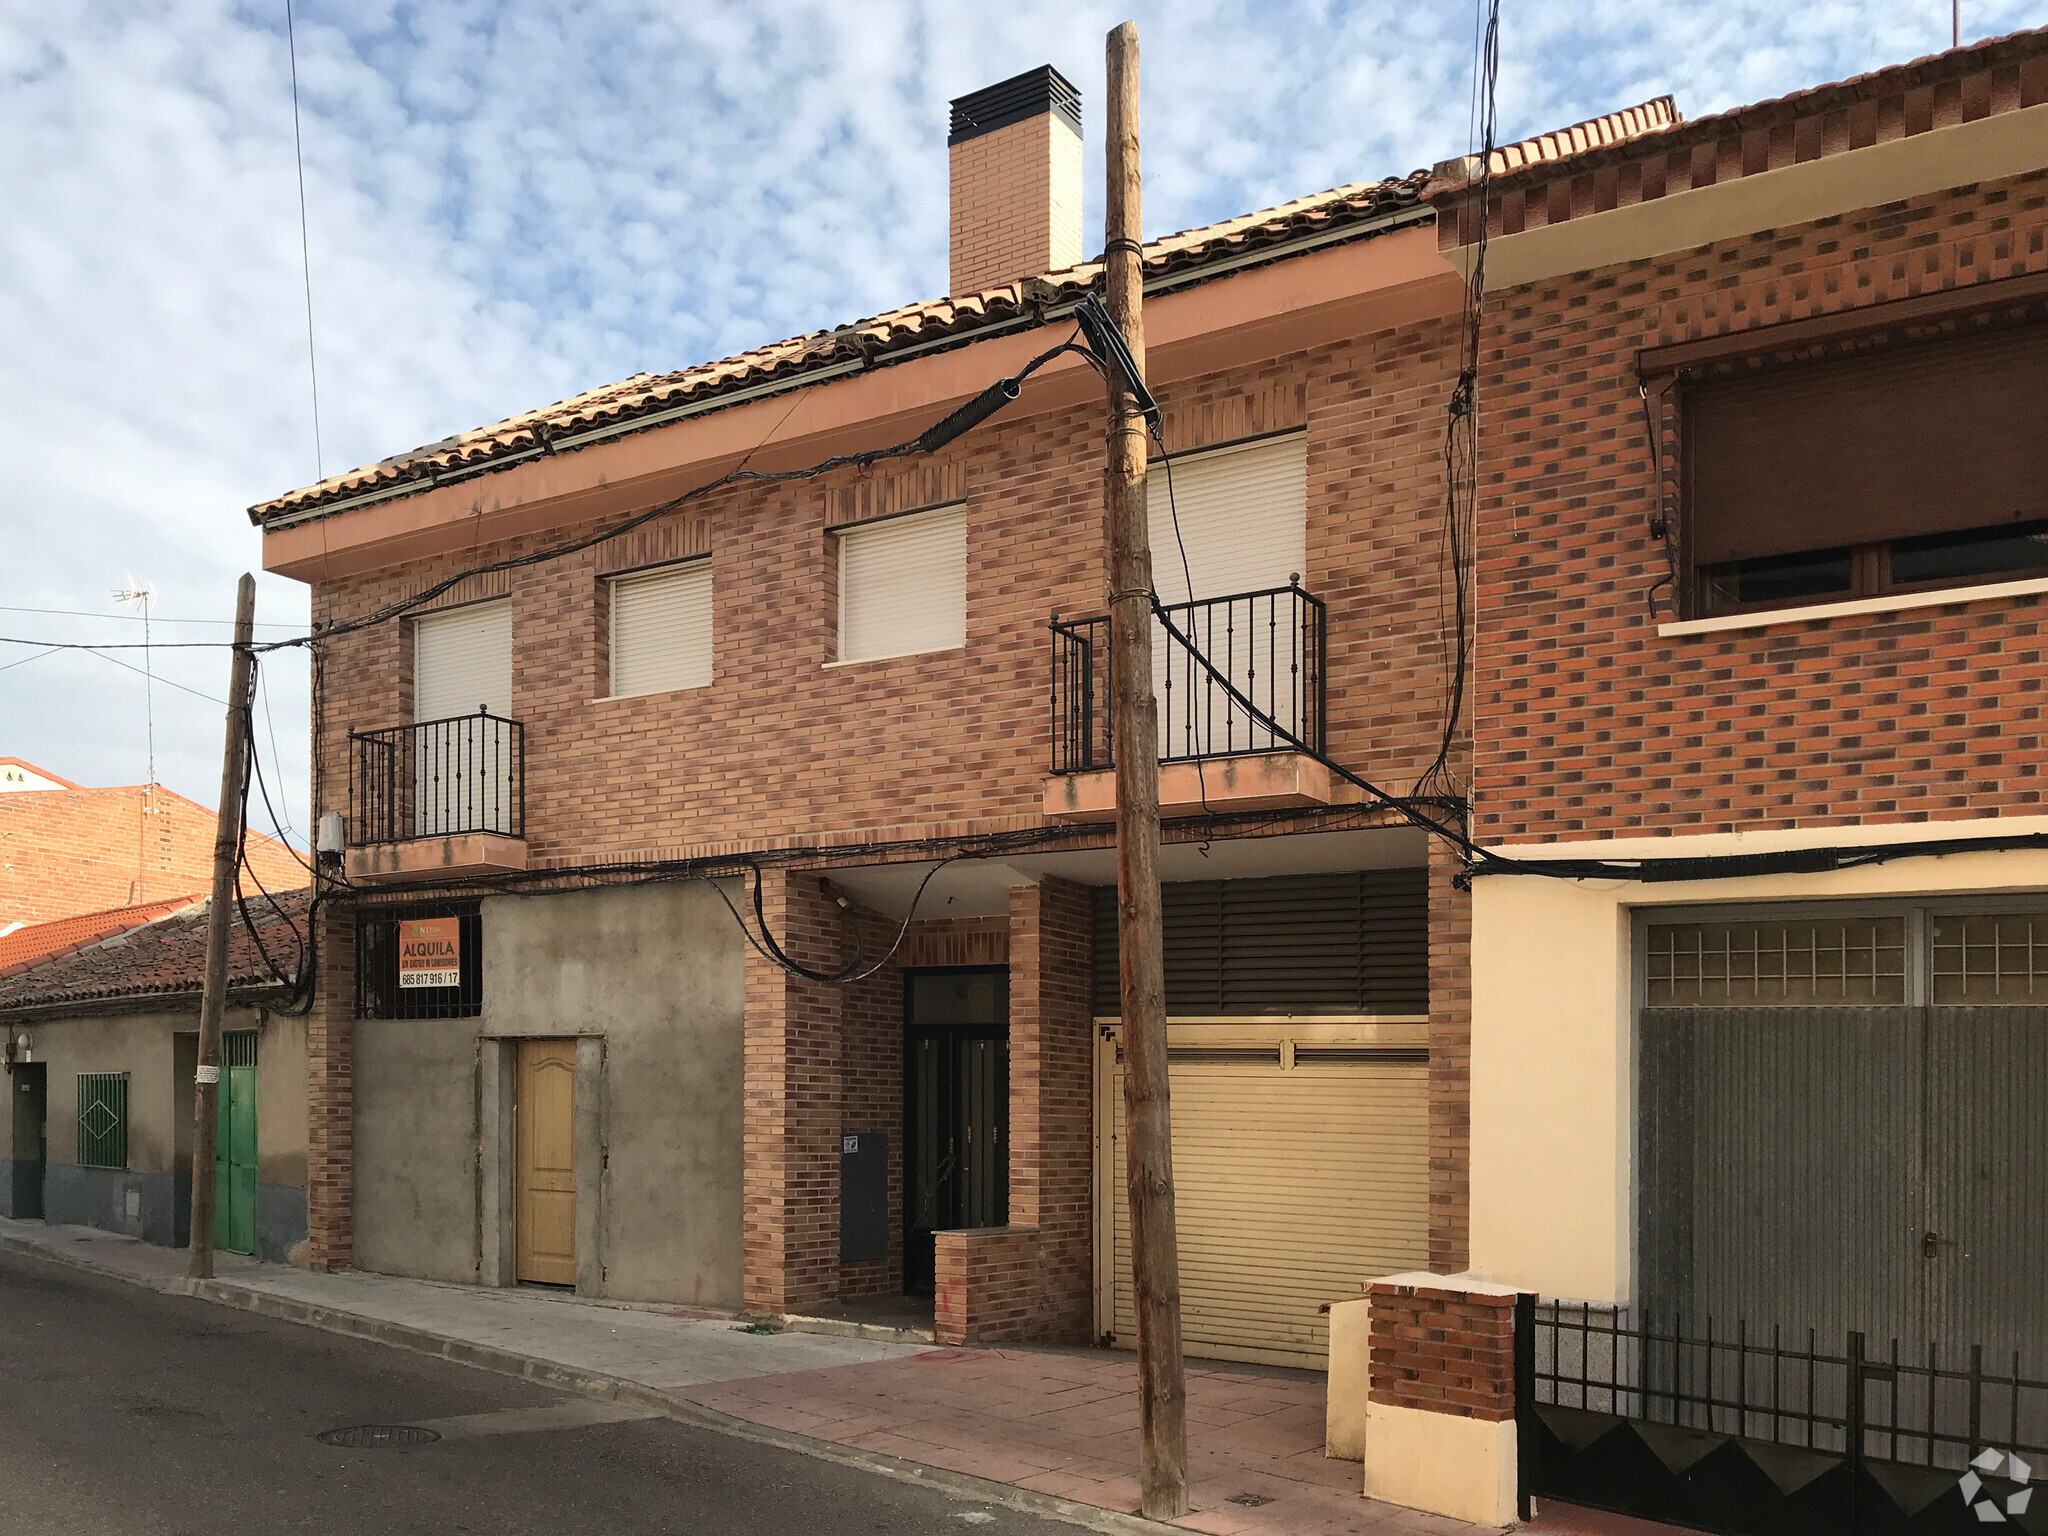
xmin=398 ymin=918 xmax=461 ymax=988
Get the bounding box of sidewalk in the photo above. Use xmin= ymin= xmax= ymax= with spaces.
xmin=0 ymin=1217 xmax=1495 ymax=1536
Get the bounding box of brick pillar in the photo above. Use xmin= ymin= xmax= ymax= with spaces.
xmin=743 ymin=868 xmax=844 ymax=1315
xmin=1005 ymin=874 xmax=1094 ymax=1342
xmin=305 ymin=894 xmax=355 ymax=1271
xmin=1362 ymin=1274 xmax=1521 ymax=1526
xmin=1428 ymin=838 xmax=1472 ymax=1273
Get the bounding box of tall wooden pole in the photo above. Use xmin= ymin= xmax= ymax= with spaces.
xmin=1104 ymin=20 xmax=1189 ymax=1520
xmin=189 ymin=572 xmax=256 ymax=1280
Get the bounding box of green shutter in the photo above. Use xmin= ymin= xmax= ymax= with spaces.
xmin=76 ymin=1073 xmax=128 ymax=1170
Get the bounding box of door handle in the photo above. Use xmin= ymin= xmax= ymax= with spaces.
xmin=1921 ymin=1230 xmax=1957 ymax=1259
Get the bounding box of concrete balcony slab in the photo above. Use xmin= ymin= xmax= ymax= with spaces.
xmin=344 ymin=833 xmax=528 ymax=884
xmin=1043 ymin=751 xmax=1339 ymax=823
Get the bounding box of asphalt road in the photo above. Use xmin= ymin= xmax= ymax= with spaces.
xmin=0 ymin=1246 xmax=1068 ymax=1535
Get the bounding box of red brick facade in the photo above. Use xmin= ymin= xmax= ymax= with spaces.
xmin=1367 ymin=1280 xmax=1517 ymax=1422
xmin=1449 ymin=44 xmax=2048 ymax=844
xmin=0 ymin=782 xmax=305 ymax=927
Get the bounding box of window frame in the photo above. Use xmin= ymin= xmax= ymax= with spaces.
xmin=604 ymin=555 xmax=714 ymax=700
xmin=831 ymin=502 xmax=969 ymax=667
xmin=356 ymin=900 xmax=484 ymax=1020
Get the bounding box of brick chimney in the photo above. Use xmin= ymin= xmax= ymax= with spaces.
xmin=948 ymin=66 xmax=1083 ymax=296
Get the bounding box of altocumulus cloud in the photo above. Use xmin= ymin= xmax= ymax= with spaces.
xmin=0 ymin=0 xmax=2026 ymax=823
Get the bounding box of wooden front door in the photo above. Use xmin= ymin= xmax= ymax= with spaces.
xmin=514 ymin=1040 xmax=577 ymax=1286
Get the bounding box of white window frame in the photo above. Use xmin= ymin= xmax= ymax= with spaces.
xmin=832 ymin=503 xmax=968 ymax=667
xmin=605 ymin=557 xmax=713 ymax=699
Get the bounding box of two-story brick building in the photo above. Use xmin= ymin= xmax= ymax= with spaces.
xmin=250 ymin=69 xmax=1679 ymax=1368
xmin=1392 ymin=27 xmax=2048 ymax=1531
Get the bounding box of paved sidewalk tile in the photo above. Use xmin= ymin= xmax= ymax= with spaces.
xmin=1 ymin=1218 xmax=1501 ymax=1536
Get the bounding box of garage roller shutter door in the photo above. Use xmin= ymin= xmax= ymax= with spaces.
xmin=1098 ymin=1033 xmax=1430 ymax=1368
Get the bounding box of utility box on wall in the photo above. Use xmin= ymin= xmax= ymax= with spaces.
xmin=840 ymin=1132 xmax=888 ymax=1263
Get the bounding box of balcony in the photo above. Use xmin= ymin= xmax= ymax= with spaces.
xmin=345 ymin=709 xmax=529 ymax=884
xmin=1045 ymin=582 xmax=1339 ymax=822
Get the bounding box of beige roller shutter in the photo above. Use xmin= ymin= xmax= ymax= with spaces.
xmin=1097 ymin=1027 xmax=1430 ymax=1368
xmin=414 ymin=600 xmax=511 ymax=722
xmin=610 ymin=560 xmax=712 ymax=697
xmin=1145 ymin=434 xmax=1306 ymax=605
xmin=838 ymin=504 xmax=967 ymax=663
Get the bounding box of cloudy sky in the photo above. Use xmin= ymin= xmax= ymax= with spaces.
xmin=0 ymin=0 xmax=2025 ymax=837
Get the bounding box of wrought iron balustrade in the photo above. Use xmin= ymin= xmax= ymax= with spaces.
xmin=348 ymin=709 xmax=525 ymax=844
xmin=1049 ymin=581 xmax=1326 ymax=774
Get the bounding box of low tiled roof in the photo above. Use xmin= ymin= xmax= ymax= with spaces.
xmin=247 ymin=171 xmax=1440 ymax=524
xmin=0 ymin=895 xmax=200 ymax=979
xmin=0 ymin=887 xmax=313 ymax=1016
xmin=1429 ymin=25 xmax=2048 ymax=198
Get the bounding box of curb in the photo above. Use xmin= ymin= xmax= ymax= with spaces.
xmin=3 ymin=1231 xmax=1183 ymax=1536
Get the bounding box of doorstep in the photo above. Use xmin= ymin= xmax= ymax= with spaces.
xmin=779 ymin=1293 xmax=938 ymax=1345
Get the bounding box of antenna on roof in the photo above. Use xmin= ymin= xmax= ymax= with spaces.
xmin=113 ymin=580 xmax=157 ymax=792
xmin=1954 ymin=0 xmax=1961 ymax=48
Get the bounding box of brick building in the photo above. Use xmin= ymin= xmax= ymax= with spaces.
xmin=249 ymin=69 xmax=1676 ymax=1365
xmin=1370 ymin=27 xmax=2048 ymax=1530
xmin=0 ymin=758 xmax=306 ymax=930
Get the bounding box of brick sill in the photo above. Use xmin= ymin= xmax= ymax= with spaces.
xmin=1656 ymin=574 xmax=2048 ymax=637
xmin=344 ymin=832 xmax=528 ymax=884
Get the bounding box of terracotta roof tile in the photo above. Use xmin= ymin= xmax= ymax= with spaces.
xmin=0 ymin=895 xmax=202 ymax=979
xmin=248 ymin=171 xmax=1439 ymax=524
xmin=0 ymin=887 xmax=313 ymax=1015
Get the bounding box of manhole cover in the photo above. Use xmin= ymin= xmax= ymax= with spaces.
xmin=317 ymin=1425 xmax=441 ymax=1448
xmin=1226 ymin=1492 xmax=1274 ymax=1508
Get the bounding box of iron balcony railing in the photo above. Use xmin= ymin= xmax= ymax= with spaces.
xmin=1049 ymin=580 xmax=1326 ymax=774
xmin=348 ymin=708 xmax=526 ymax=845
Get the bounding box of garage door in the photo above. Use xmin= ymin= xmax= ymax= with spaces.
xmin=1095 ymin=1023 xmax=1430 ymax=1369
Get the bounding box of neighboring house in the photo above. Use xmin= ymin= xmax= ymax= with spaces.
xmin=1403 ymin=27 xmax=2048 ymax=1532
xmin=248 ymin=67 xmax=1674 ymax=1363
xmin=0 ymin=758 xmax=76 ymax=793
xmin=0 ymin=889 xmax=312 ymax=1262
xmin=0 ymin=895 xmax=202 ymax=978
xmin=0 ymin=758 xmax=308 ymax=929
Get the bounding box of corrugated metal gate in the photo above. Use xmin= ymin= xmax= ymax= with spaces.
xmin=1528 ymin=908 xmax=2048 ymax=1534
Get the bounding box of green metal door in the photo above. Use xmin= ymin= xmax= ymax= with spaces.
xmin=214 ymin=1033 xmax=258 ymax=1256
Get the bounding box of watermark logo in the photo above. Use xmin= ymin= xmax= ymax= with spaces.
xmin=1960 ymin=1448 xmax=2033 ymax=1523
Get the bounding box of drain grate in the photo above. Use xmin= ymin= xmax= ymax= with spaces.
xmin=1226 ymin=1492 xmax=1274 ymax=1508
xmin=317 ymin=1424 xmax=442 ymax=1448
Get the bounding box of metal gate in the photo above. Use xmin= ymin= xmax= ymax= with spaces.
xmin=1525 ymin=908 xmax=2048 ymax=1533
xmin=903 ymin=970 xmax=1008 ymax=1296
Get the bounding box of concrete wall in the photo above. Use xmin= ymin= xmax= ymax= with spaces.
xmin=352 ymin=881 xmax=745 ymax=1305
xmin=18 ymin=1004 xmax=303 ymax=1256
xmin=1469 ymin=836 xmax=2048 ymax=1304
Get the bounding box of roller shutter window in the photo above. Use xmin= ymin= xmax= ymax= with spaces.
xmin=609 ymin=560 xmax=712 ymax=697
xmin=1684 ymin=322 xmax=2048 ymax=614
xmin=414 ymin=600 xmax=512 ymax=723
xmin=837 ymin=504 xmax=967 ymax=664
xmin=1100 ymin=1035 xmax=1430 ymax=1368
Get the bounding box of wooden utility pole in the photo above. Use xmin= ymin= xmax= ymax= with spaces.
xmin=189 ymin=572 xmax=256 ymax=1280
xmin=1103 ymin=20 xmax=1189 ymax=1521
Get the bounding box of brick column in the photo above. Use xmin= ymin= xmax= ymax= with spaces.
xmin=743 ymin=868 xmax=844 ymax=1315
xmin=1362 ymin=1273 xmax=1522 ymax=1526
xmin=305 ymin=894 xmax=355 ymax=1271
xmin=1428 ymin=838 xmax=1472 ymax=1273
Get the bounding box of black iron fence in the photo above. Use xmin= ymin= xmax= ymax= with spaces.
xmin=348 ymin=709 xmax=525 ymax=845
xmin=1521 ymin=1299 xmax=2048 ymax=1534
xmin=1048 ymin=581 xmax=1326 ymax=774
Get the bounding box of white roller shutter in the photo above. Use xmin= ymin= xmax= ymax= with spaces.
xmin=610 ymin=560 xmax=712 ymax=697
xmin=412 ymin=601 xmax=513 ymax=838
xmin=1097 ymin=1027 xmax=1430 ymax=1369
xmin=1145 ymin=435 xmax=1308 ymax=755
xmin=1145 ymin=434 xmax=1306 ymax=605
xmin=414 ymin=600 xmax=511 ymax=722
xmin=838 ymin=504 xmax=967 ymax=664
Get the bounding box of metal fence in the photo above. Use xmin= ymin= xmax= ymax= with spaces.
xmin=356 ymin=902 xmax=484 ymax=1020
xmin=1049 ymin=581 xmax=1325 ymax=774
xmin=348 ymin=709 xmax=525 ymax=844
xmin=1522 ymin=1299 xmax=2048 ymax=1532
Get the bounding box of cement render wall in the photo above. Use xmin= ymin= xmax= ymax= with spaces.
xmin=352 ymin=881 xmax=745 ymax=1305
